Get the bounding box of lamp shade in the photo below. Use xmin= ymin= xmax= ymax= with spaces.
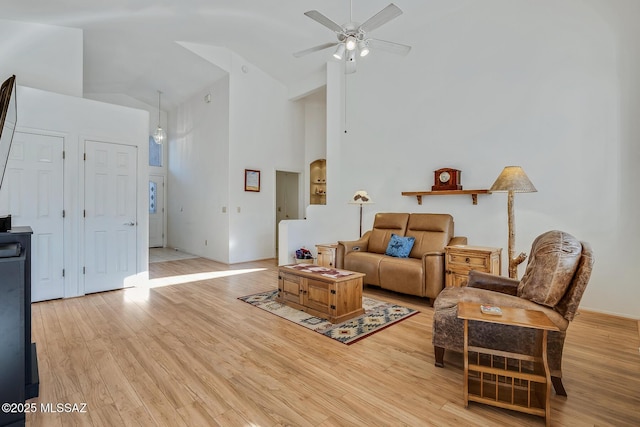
xmin=349 ymin=190 xmax=373 ymax=204
xmin=489 ymin=166 xmax=537 ymax=193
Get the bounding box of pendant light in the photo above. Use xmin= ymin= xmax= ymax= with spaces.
xmin=152 ymin=90 xmax=166 ymax=145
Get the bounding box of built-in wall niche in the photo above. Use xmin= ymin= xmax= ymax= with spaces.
xmin=310 ymin=159 xmax=326 ymax=205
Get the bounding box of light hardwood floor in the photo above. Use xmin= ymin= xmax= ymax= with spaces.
xmin=27 ymin=258 xmax=640 ymax=426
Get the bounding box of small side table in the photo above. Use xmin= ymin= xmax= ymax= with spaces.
xmin=445 ymin=245 xmax=502 ymax=287
xmin=316 ymin=243 xmax=338 ymax=268
xmin=457 ymin=301 xmax=559 ymax=426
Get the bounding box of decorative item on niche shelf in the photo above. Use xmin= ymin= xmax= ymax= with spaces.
xmin=432 ymin=168 xmax=462 ymax=191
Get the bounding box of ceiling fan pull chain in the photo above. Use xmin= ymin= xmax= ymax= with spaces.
xmin=344 ymin=72 xmax=348 ymax=134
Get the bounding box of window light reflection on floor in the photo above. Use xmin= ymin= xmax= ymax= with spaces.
xmin=123 ymin=268 xmax=267 ymax=302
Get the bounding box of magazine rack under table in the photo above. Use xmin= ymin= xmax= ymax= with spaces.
xmin=457 ymin=302 xmax=560 ymax=427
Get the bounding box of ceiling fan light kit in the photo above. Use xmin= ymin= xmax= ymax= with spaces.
xmin=294 ymin=2 xmax=411 ymax=73
xmin=358 ymin=40 xmax=370 ymax=57
xmin=345 ymin=35 xmax=357 ymax=51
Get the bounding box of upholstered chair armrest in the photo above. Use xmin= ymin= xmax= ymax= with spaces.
xmin=422 ymin=251 xmax=444 ymax=258
xmin=467 ymin=270 xmax=519 ymax=296
xmin=422 ymin=251 xmax=446 ymax=299
xmin=338 ymin=230 xmax=371 ymax=256
xmin=449 ymin=236 xmax=468 ymax=246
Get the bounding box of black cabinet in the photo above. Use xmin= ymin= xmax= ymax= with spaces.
xmin=0 ymin=227 xmax=39 ymax=427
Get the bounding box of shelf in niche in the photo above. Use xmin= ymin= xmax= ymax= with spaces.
xmin=310 ymin=159 xmax=326 ymax=206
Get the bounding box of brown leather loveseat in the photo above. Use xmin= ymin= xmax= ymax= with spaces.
xmin=336 ymin=213 xmax=467 ymax=299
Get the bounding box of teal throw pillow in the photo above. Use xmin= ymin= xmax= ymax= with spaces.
xmin=385 ymin=233 xmax=415 ymax=258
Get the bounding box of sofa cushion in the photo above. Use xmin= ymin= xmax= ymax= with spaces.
xmin=379 ymin=256 xmax=424 ymax=296
xmin=368 ymin=213 xmax=409 ymax=254
xmin=517 ymin=230 xmax=582 ymax=308
xmin=385 ymin=233 xmax=415 ymax=258
xmin=344 ymin=252 xmax=385 ymax=286
xmin=405 ymin=214 xmax=453 ymax=259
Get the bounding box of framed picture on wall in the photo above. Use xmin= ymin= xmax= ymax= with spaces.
xmin=244 ymin=169 xmax=260 ymax=192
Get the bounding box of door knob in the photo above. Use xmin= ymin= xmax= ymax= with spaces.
xmin=124 ymin=221 xmax=136 ymax=226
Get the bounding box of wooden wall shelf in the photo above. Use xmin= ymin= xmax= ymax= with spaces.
xmin=401 ymin=189 xmax=490 ymax=205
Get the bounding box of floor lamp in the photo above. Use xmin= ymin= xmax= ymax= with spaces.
xmin=489 ymin=166 xmax=537 ymax=279
xmin=349 ymin=190 xmax=374 ymax=237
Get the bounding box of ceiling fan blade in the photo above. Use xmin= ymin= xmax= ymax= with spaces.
xmin=304 ymin=10 xmax=344 ymax=33
xmin=369 ymin=38 xmax=412 ymax=56
xmin=293 ymin=42 xmax=339 ymax=58
xmin=359 ymin=3 xmax=403 ymax=33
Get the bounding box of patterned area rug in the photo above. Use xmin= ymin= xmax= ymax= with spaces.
xmin=238 ymin=290 xmax=419 ymax=345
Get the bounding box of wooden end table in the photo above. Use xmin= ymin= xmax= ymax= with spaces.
xmin=277 ymin=264 xmax=365 ymax=323
xmin=315 ymin=243 xmax=338 ymax=268
xmin=445 ymin=245 xmax=502 ymax=288
xmin=457 ymin=301 xmax=560 ymax=426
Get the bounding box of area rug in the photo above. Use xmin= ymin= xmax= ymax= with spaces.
xmin=238 ymin=290 xmax=419 ymax=345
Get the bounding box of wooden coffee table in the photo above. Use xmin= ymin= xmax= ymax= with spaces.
xmin=277 ymin=264 xmax=365 ymax=323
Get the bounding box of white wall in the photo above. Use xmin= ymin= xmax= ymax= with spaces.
xmin=2 ymin=19 xmax=150 ymax=299
xmin=303 ymin=89 xmax=327 ymax=208
xmin=85 ymin=92 xmax=169 ymax=248
xmin=167 ymin=47 xmax=302 ymax=265
xmin=167 ymin=76 xmax=230 ymax=262
xmin=0 ymin=19 xmax=83 ymax=97
xmin=227 ymin=54 xmax=301 ymax=263
xmin=280 ymin=62 xmax=353 ymax=265
xmin=282 ymin=1 xmax=639 ymax=319
xmin=84 ymin=92 xmax=167 ymax=143
xmin=15 ymin=86 xmax=149 ymax=297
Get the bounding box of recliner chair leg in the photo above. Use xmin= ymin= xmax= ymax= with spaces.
xmin=434 ymin=346 xmax=445 ymax=367
xmin=551 ymin=376 xmax=567 ymax=396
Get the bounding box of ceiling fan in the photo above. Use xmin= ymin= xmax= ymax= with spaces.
xmin=293 ymin=1 xmax=412 ymax=73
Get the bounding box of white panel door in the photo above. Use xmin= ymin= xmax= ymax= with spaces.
xmin=148 ymin=174 xmax=164 ymax=248
xmin=84 ymin=140 xmax=137 ymax=294
xmin=0 ymin=132 xmax=64 ymax=302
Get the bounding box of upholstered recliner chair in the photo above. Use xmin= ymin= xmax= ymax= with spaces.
xmin=432 ymin=230 xmax=594 ymax=396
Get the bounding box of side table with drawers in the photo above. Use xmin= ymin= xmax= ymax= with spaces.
xmin=445 ymin=245 xmax=502 ymax=287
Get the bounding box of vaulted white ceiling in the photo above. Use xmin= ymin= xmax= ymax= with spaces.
xmin=2 ymin=0 xmax=448 ymax=109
